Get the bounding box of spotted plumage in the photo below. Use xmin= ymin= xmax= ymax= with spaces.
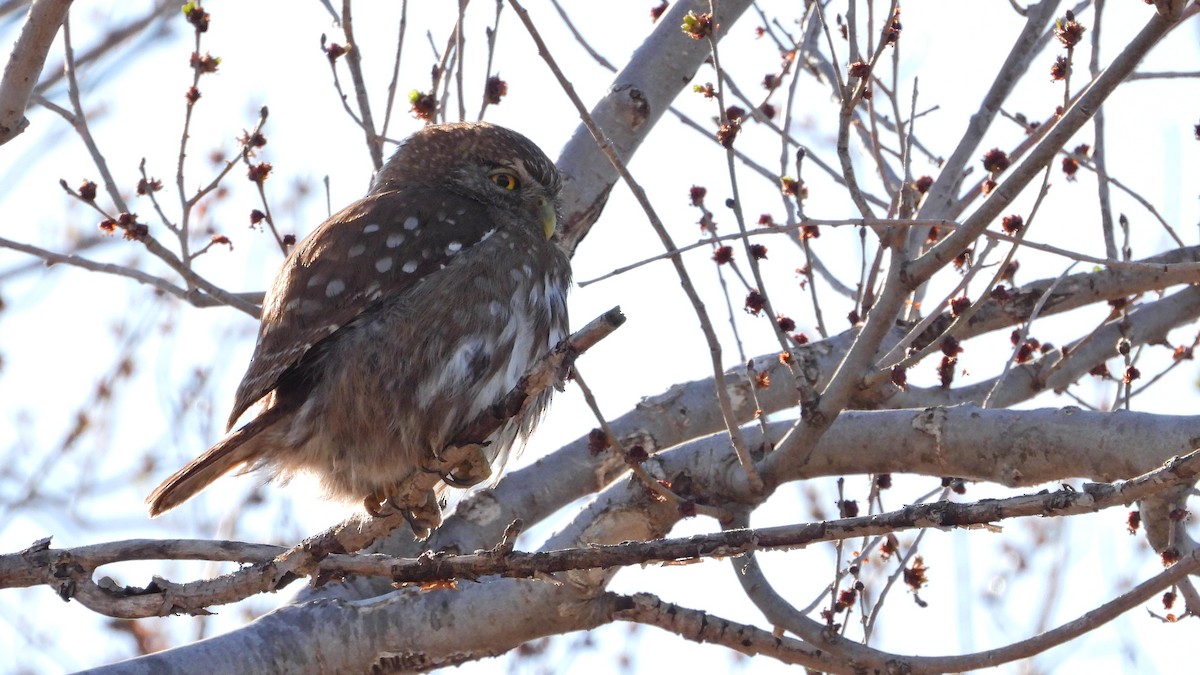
xmin=147 ymin=123 xmax=571 ymax=533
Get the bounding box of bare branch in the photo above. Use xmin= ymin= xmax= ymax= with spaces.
xmin=511 ymin=0 xmax=762 ymax=494
xmin=0 ymin=235 xmax=253 ymax=309
xmin=0 ymin=0 xmax=71 ymax=145
xmin=914 ymin=10 xmax=1181 ymax=285
xmin=341 ymin=0 xmax=384 ymax=169
xmin=552 ymin=0 xmax=756 ymax=256
xmin=611 ymin=593 xmax=841 ymax=669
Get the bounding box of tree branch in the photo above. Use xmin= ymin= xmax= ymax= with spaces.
xmin=551 ymin=0 xmax=756 ymax=256
xmin=0 ymin=0 xmax=72 ymax=145
xmin=49 ymin=438 xmax=1200 ymax=668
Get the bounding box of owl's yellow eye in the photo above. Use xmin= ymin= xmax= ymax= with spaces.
xmin=489 ymin=171 xmax=520 ymax=191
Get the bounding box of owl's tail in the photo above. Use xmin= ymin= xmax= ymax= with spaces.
xmin=146 ymin=407 xmax=285 ymax=517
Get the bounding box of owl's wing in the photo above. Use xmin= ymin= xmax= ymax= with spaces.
xmin=227 ymin=188 xmax=501 ymax=429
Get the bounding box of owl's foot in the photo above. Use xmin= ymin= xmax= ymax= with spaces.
xmin=401 ymin=490 xmax=443 ymax=540
xmin=363 ymin=494 xmax=388 ymax=518
xmin=441 ymin=445 xmax=492 ymax=489
xmin=362 ymin=488 xmax=443 ymax=540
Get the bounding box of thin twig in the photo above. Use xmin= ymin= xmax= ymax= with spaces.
xmin=573 ymin=369 xmax=724 ymax=518
xmin=0 ymin=236 xmax=247 ymax=309
xmin=476 ymin=0 xmax=503 ymax=121
xmin=62 ymin=18 xmax=127 ymax=215
xmin=705 ymin=1 xmax=795 ymax=361
xmin=913 ymin=10 xmax=1177 ymax=287
xmin=341 ymin=0 xmax=384 ymax=169
xmin=453 ymin=0 xmax=467 ymax=122
xmin=983 ymin=262 xmax=1077 ymax=408
xmin=378 ymin=0 xmax=408 ymax=142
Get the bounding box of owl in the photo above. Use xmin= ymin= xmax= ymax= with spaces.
xmin=147 ymin=122 xmax=571 ymax=534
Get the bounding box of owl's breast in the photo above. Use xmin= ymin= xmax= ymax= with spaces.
xmin=416 ymin=227 xmax=570 ymax=416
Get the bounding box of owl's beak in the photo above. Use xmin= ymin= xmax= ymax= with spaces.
xmin=537 ymin=197 xmax=557 ymax=239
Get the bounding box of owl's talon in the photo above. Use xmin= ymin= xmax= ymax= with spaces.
xmin=402 ymin=491 xmax=442 ymax=540
xmin=443 ymin=446 xmax=493 ymax=489
xmin=364 ymin=493 xmax=390 ymax=518
xmin=441 ymin=470 xmax=478 ymax=489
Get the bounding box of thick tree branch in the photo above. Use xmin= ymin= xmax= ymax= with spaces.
xmin=0 ymin=0 xmax=71 ymax=145
xmin=311 ymin=402 xmax=1200 ymax=612
xmin=9 ymin=446 xmax=1193 ymax=605
xmin=59 ymin=432 xmax=1200 ymax=670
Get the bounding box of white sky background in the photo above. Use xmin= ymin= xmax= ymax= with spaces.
xmin=0 ymin=1 xmax=1198 ymax=672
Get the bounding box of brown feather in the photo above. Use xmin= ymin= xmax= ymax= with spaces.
xmin=225 ymin=190 xmax=502 ymax=430
xmin=147 ymin=405 xmax=288 ymax=517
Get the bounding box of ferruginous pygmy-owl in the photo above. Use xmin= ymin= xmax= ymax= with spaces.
xmin=147 ymin=122 xmax=571 ymax=532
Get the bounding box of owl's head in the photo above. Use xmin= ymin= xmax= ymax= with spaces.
xmin=374 ymin=122 xmax=561 ymax=239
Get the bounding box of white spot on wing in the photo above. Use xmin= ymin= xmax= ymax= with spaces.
xmin=403 ymin=216 xmax=419 ymax=231
xmin=402 ymin=259 xmax=419 ymax=273
xmin=348 ymin=244 xmax=366 ymax=257
xmin=363 ymin=223 xmax=380 ymax=234
xmin=326 ymin=279 xmax=345 ymax=297
xmin=446 ymin=241 xmax=462 ymax=254
xmin=480 ymin=228 xmax=497 ymax=242
xmin=386 ymin=233 xmax=406 ymax=248
xmin=376 ymin=257 xmax=393 ymax=272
